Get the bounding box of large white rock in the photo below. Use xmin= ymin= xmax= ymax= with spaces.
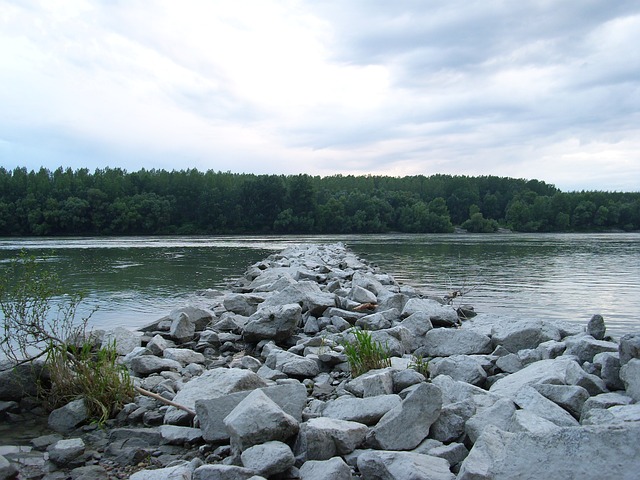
xmin=490 ymin=319 xmax=561 ymax=353
xmin=458 ymin=423 xmax=640 ymax=480
xmin=357 ymin=450 xmax=454 ymax=480
xmin=489 ymin=358 xmax=575 ymax=398
xmin=422 ymin=328 xmax=492 ymax=356
xmin=513 ymin=386 xmax=579 ymax=427
xmin=370 ymin=382 xmax=442 ymax=450
xmin=244 ymin=303 xmax=302 ymax=342
xmin=465 ymin=398 xmax=516 ymax=444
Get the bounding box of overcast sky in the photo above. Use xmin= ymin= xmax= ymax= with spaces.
xmin=1 ymin=1 xmax=639 ymax=191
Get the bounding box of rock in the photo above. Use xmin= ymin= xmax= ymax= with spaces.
xmin=580 ymin=392 xmax=634 ymax=422
xmin=620 ymin=358 xmax=640 ymax=401
xmin=356 ymin=309 xmax=397 ymax=331
xmin=299 ymin=457 xmax=352 ymax=480
xmin=193 ymin=464 xmax=256 ymax=480
xmin=321 ymin=394 xmax=402 ymax=425
xmin=400 ymin=298 xmax=458 ymax=327
xmin=265 ymin=349 xmax=319 ymax=378
xmin=158 ymin=425 xmax=203 ymax=445
xmin=391 ymin=369 xmax=425 ymax=392
xmin=129 ymin=356 xmax=182 ymax=376
xmin=508 ymin=410 xmax=562 ymax=434
xmin=427 ymin=442 xmax=469 ymax=467
xmin=48 ymin=399 xmax=88 ymax=434
xmin=163 ymin=347 xmax=205 ymax=365
xmin=495 ymin=353 xmax=523 ymax=373
xmin=70 ymin=465 xmax=109 ymax=480
xmin=512 ymin=386 xmax=579 ymax=427
xmin=345 ymin=368 xmax=394 ymax=398
xmin=490 ymin=319 xmax=561 ymax=353
xmin=350 ymin=285 xmax=377 ymax=304
xmin=170 ymin=368 xmax=268 ymax=412
xmin=431 ymin=375 xmax=501 ymax=410
xmin=582 ymin=404 xmax=640 ymax=425
xmin=102 ymin=327 xmax=142 ymax=355
xmin=357 ymin=450 xmax=454 ymax=480
xmin=563 ymin=360 xmax=608 ymax=396
xmin=169 ymin=312 xmax=195 ymax=343
xmin=0 ymin=360 xmax=45 ymax=401
xmin=587 ymin=314 xmax=606 ymax=340
xmin=0 ymin=455 xmax=18 ymax=480
xmin=429 ymin=355 xmax=487 ymax=387
xmin=429 ymin=400 xmax=475 ymax=443
xmin=619 ymin=333 xmax=640 ymax=366
xmin=295 ymin=417 xmax=368 ymax=461
xmin=593 ymin=351 xmax=623 ymax=390
xmin=196 ymin=383 xmax=307 ymax=443
xmin=244 ymin=303 xmax=302 ymax=342
xmin=145 ymin=334 xmax=173 ymax=356
xmin=241 ymin=441 xmax=295 ymax=477
xmin=530 ymin=383 xmax=590 ymax=419
xmin=399 ymin=312 xmax=434 ymax=350
xmin=422 ymin=328 xmax=492 ymax=356
xmin=47 ymin=438 xmax=85 ymax=467
xmin=465 ymin=398 xmax=516 ymax=443
xmin=564 ymin=334 xmax=618 ymax=363
xmin=223 ymin=293 xmax=263 ymax=316
xmin=170 ymin=306 xmax=213 ymax=331
xmin=370 ymin=382 xmax=442 ymax=450
xmin=489 ymin=358 xmax=576 ymax=398
xmin=224 ymin=389 xmax=299 ymax=452
xmin=457 ymin=423 xmax=640 ymax=480
xmin=130 ymin=462 xmax=193 ymax=480
xmin=259 ymin=282 xmax=336 ymax=316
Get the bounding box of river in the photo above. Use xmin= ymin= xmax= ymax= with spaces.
xmin=1 ymin=233 xmax=638 ymax=338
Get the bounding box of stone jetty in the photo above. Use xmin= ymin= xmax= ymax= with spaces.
xmin=1 ymin=243 xmax=640 ymax=479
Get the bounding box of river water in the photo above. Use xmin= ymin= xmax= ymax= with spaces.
xmin=1 ymin=233 xmax=638 ymax=338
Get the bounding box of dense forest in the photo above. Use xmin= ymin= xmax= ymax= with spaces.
xmin=0 ymin=167 xmax=639 ymax=236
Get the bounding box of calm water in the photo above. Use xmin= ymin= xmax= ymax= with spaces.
xmin=1 ymin=233 xmax=639 ymax=338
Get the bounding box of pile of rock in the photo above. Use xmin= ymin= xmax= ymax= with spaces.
xmin=1 ymin=242 xmax=640 ymax=479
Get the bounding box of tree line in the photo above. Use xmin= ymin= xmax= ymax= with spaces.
xmin=0 ymin=166 xmax=638 ymax=236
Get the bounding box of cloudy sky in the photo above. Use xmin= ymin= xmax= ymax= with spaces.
xmin=1 ymin=1 xmax=639 ymax=191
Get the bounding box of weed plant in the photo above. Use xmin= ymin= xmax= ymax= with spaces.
xmin=408 ymin=354 xmax=430 ymax=378
xmin=343 ymin=328 xmax=391 ymax=378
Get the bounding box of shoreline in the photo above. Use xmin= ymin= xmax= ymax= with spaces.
xmin=0 ymin=242 xmax=639 ymax=479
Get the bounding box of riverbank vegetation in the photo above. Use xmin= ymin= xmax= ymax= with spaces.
xmin=1 ymin=167 xmax=638 ymax=235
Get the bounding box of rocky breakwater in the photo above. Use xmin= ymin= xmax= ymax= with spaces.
xmin=1 ymin=243 xmax=640 ymax=479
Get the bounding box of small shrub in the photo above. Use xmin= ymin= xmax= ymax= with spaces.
xmin=342 ymin=328 xmax=391 ymax=378
xmin=408 ymin=354 xmax=430 ymax=378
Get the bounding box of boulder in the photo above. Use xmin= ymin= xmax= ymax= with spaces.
xmin=169 ymin=313 xmax=195 ymax=343
xmin=399 ymin=312 xmax=434 ymax=350
xmin=563 ymin=334 xmax=618 ymax=364
xmin=619 ymin=333 xmax=640 ymax=366
xmin=196 ymin=382 xmax=307 ymax=443
xmin=458 ymin=423 xmax=640 ymax=480
xmin=163 ymin=347 xmax=205 ymax=366
xmin=240 ymin=441 xmax=295 ymax=477
xmin=581 ymin=404 xmax=640 ymax=425
xmin=370 ymin=383 xmax=442 ymax=450
xmin=357 ymin=450 xmax=454 ymax=480
xmin=48 ymin=399 xmax=88 ymax=434
xmin=129 ymin=356 xmax=182 ymax=376
xmin=356 ymin=309 xmax=398 ymax=331
xmin=259 ymin=282 xmax=336 ymax=316
xmin=429 ymin=355 xmax=487 ymax=387
xmin=508 ymin=410 xmax=562 ymax=435
xmin=265 ymin=349 xmax=319 ymax=378
xmin=421 ymin=328 xmax=492 ymax=356
xmin=489 ymin=358 xmax=576 ymax=398
xmin=224 ymin=389 xmax=299 ymax=452
xmin=427 ymin=442 xmax=469 ymax=468
xmin=102 ymin=327 xmax=141 ymax=355
xmin=223 ymin=293 xmax=263 ymax=316
xmin=465 ymin=398 xmax=516 ymax=443
xmin=158 ymin=425 xmax=203 ymax=445
xmin=193 ymin=465 xmax=256 ymax=480
xmin=145 ymin=334 xmax=173 ymax=356
xmin=349 ymin=285 xmax=377 ymax=304
xmin=47 ymin=438 xmax=85 ymax=467
xmin=490 ymin=319 xmax=561 ymax=353
xmin=0 ymin=454 xmax=18 ymax=480
xmin=620 ymin=358 xmax=640 ymax=401
xmin=429 ymin=400 xmax=475 ymax=443
xmin=130 ymin=462 xmax=194 ymax=480
xmin=512 ymin=386 xmax=579 ymax=427
xmin=299 ymin=457 xmax=352 ymax=480
xmin=0 ymin=360 xmax=45 ymax=401
xmin=586 ymin=314 xmax=606 ymax=340
xmin=295 ymin=417 xmax=368 ymax=461
xmin=170 ymin=306 xmax=213 ymax=331
xmin=431 ymin=375 xmax=502 ymax=410
xmin=400 ymin=298 xmax=458 ymax=327
xmin=244 ymin=304 xmax=302 ymax=342
xmin=345 ymin=368 xmax=394 ymax=398
xmin=580 ymin=392 xmax=633 ymax=422
xmin=593 ymin=351 xmax=623 ymax=391
xmin=321 ymin=394 xmax=402 ymax=425
xmin=530 ymin=383 xmax=589 ymax=419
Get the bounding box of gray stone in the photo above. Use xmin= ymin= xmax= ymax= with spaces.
xmin=392 ymin=369 xmax=426 ymax=392
xmin=265 ymin=349 xmax=319 ymax=378
xmin=130 ymin=462 xmax=193 ymax=480
xmin=587 ymin=314 xmax=606 ymax=340
xmin=427 ymin=442 xmax=469 ymax=467
xmin=102 ymin=327 xmax=142 ymax=355
xmin=193 ymin=464 xmax=256 ymax=480
xmin=259 ymin=282 xmax=336 ymax=316
xmin=620 ymin=358 xmax=640 ymax=401
xmin=429 ymin=355 xmax=487 ymax=387
xmin=158 ymin=425 xmax=203 ymax=445
xmin=345 ymin=368 xmax=394 ymax=398
xmin=400 ymin=298 xmax=458 ymax=327
xmin=47 ymin=438 xmax=85 ymax=466
xmin=223 ymin=293 xmax=263 ymax=316
xmin=224 ymin=389 xmax=299 ymax=452
xmin=489 ymin=358 xmax=576 ymax=398
xmin=295 ymin=418 xmax=368 ymax=461
xmin=356 ymin=309 xmax=398 ymax=331
xmin=130 ymin=356 xmax=182 ymax=376
xmin=244 ymin=304 xmax=302 ymax=342
xmin=431 ymin=375 xmax=501 ymax=410
xmin=457 ymin=423 xmax=640 ymax=480
xmin=535 ymin=340 xmax=566 ymax=359
xmin=0 ymin=360 xmax=45 ymax=401
xmin=350 ymin=285 xmax=377 ymax=304
xmin=299 ymin=457 xmax=352 ymax=480
xmin=171 ymin=368 xmax=267 ymax=411
xmin=490 ymin=319 xmax=561 ymax=353
xmin=593 ymin=351 xmax=623 ymax=390
xmin=241 ymin=441 xmax=295 ymax=477
xmin=70 ymin=465 xmax=110 ymax=480
xmin=582 ymin=404 xmax=640 ymax=425
xmin=0 ymin=455 xmax=18 ymax=480
xmin=580 ymin=392 xmax=634 ymax=422
xmin=357 ymin=450 xmax=454 ymax=480
xmin=351 ymin=271 xmax=386 ymax=296
xmin=429 ymin=400 xmax=475 ymax=443
xmin=169 ymin=312 xmax=195 ymax=343
xmin=145 ymin=334 xmax=173 ymax=356
xmin=321 ymin=394 xmax=402 ymax=425
xmin=108 ymin=427 xmax=162 ymax=445
xmin=508 ymin=410 xmax=562 ymax=435
xmin=531 ymin=383 xmax=589 ymax=419
xmin=163 ymin=347 xmax=205 ymax=365
xmin=563 ymin=359 xmax=608 ymax=395
xmin=370 ymin=382 xmax=442 ymax=450
xmin=564 ymin=334 xmax=618 ymax=364
xmin=48 ymin=399 xmax=88 ymax=434
xmin=495 ymin=353 xmax=523 ymax=373
xmin=465 ymin=398 xmax=516 ymax=444
xmin=422 ymin=328 xmax=492 ymax=356
xmin=196 ymin=383 xmax=307 ymax=443
xmin=513 ymin=386 xmax=579 ymax=427
xmin=170 ymin=306 xmax=213 ymax=331
xmin=619 ymin=333 xmax=640 ymax=366
xmin=400 ymin=312 xmax=434 ymax=350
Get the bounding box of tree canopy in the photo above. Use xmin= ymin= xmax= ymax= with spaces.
xmin=0 ymin=167 xmax=638 ymax=236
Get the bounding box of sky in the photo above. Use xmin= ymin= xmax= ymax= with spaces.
xmin=1 ymin=1 xmax=639 ymax=192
